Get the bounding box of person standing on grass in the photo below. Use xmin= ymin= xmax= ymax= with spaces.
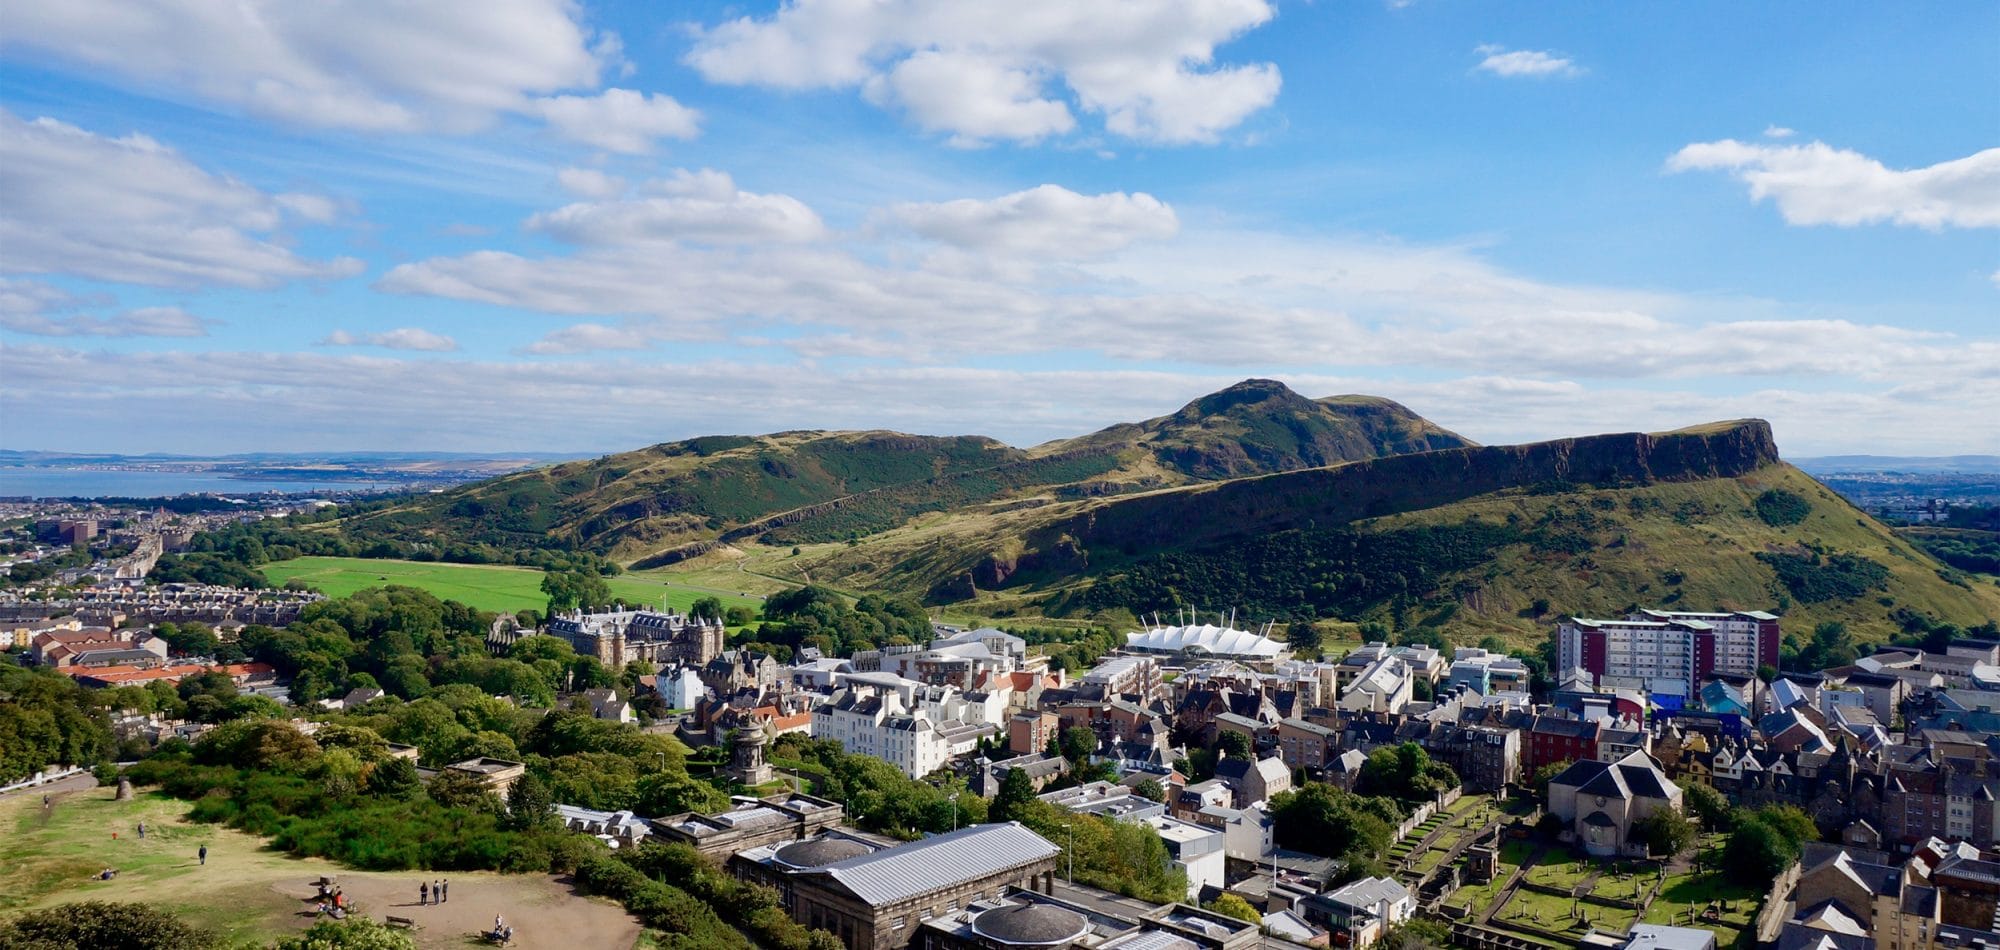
xmin=137 ymin=821 xmax=145 ymax=839
xmin=197 ymin=845 xmax=206 ymax=865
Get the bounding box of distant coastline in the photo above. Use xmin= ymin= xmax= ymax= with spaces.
xmin=0 ymin=465 xmax=399 ymax=499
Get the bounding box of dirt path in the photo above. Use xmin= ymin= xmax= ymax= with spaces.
xmin=280 ymin=872 xmax=640 ymax=950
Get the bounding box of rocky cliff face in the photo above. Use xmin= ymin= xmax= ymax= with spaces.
xmin=1006 ymin=419 xmax=1779 ymax=576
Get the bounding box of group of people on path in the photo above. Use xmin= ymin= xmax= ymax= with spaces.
xmin=418 ymin=878 xmax=449 ymax=905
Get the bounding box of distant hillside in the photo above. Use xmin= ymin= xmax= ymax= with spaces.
xmin=1049 ymin=378 xmax=1473 ymax=480
xmin=333 ymin=380 xmax=1469 ymax=560
xmin=796 ymin=420 xmax=2000 ymax=645
xmin=1793 ymin=455 xmax=2000 ymax=474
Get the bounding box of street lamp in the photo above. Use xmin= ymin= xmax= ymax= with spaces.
xmin=950 ymin=792 xmax=960 ymax=832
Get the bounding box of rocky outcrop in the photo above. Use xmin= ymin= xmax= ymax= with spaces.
xmin=1003 ymin=419 xmax=1780 ymax=576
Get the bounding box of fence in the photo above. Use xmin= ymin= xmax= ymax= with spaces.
xmin=1394 ymin=786 xmax=1467 ymax=841
xmin=0 ymin=766 xmax=86 ymax=796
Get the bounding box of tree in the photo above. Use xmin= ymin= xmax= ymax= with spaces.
xmin=1634 ymin=808 xmax=1697 ymax=857
xmin=541 ymin=570 xmax=612 ymax=614
xmin=0 ymin=900 xmax=220 ymax=949
xmin=690 ymin=596 xmax=724 ymax=621
xmin=1286 ymin=619 xmax=1323 ymax=655
xmin=1215 ymin=730 xmax=1252 ymax=761
xmin=993 ymin=766 xmax=1037 ymax=823
xmin=1060 ymin=726 xmax=1098 ymax=764
xmin=1203 ymin=893 xmax=1262 ymax=924
xmin=1724 ymin=816 xmax=1800 ymax=885
xmin=366 ymin=756 xmax=422 ymax=799
xmin=426 ymin=769 xmax=499 ymax=811
xmin=1679 ymin=781 xmax=1731 ymax=831
xmin=1133 ymin=777 xmax=1166 ymax=803
xmin=505 ymin=772 xmax=556 ymax=831
xmin=1532 ymin=760 xmax=1572 ymax=802
xmin=1357 ymin=742 xmax=1457 ymax=803
xmin=274 ymin=917 xmax=417 ymax=950
xmin=1268 ymin=782 xmax=1399 ymax=862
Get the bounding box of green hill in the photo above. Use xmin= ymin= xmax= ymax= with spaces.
xmin=334 ymin=380 xmax=1471 ymax=561
xmin=794 ymin=420 xmax=2000 ymax=647
xmin=324 ymin=386 xmax=1997 ymax=649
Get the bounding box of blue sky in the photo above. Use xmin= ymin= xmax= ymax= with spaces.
xmin=1 ymin=0 xmax=1994 ymax=456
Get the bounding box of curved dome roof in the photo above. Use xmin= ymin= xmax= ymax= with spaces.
xmin=774 ymin=837 xmax=875 ymax=869
xmin=970 ymin=903 xmax=1092 ymax=946
xmin=1125 ymin=624 xmax=1283 ymax=659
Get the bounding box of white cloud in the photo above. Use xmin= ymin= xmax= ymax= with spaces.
xmin=520 ymin=323 xmax=655 ymax=354
xmin=888 ymin=185 xmax=1178 ymax=256
xmin=4 ymin=345 xmax=1995 ymax=456
xmin=526 ymin=169 xmax=827 ymax=245
xmin=1473 ymin=45 xmax=1582 ymax=78
xmin=0 ymin=110 xmax=362 ymax=288
xmin=556 ymin=168 xmax=627 ymax=199
xmin=863 ymin=51 xmax=1077 ymax=146
xmin=1668 ymin=139 xmax=2000 ymax=230
xmin=1763 ymin=125 xmax=1796 ymax=139
xmin=685 ymin=0 xmax=1281 ymax=144
xmin=530 ymin=89 xmax=701 ymax=154
xmin=0 ymin=0 xmax=607 ymax=134
xmin=318 ymin=327 xmax=459 ymax=351
xmin=1 ymin=305 xmax=212 ymax=338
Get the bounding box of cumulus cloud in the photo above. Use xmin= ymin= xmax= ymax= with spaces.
xmin=1763 ymin=125 xmax=1795 ymax=139
xmin=530 ymin=89 xmax=701 ymax=153
xmin=526 ymin=169 xmax=827 ymax=245
xmin=0 ymin=110 xmax=361 ymax=288
xmin=1473 ymin=45 xmax=1582 ymax=78
xmin=888 ymin=185 xmax=1178 ymax=256
xmin=685 ymin=0 xmax=1281 ymax=144
xmin=317 ymin=327 xmax=459 ymax=351
xmin=0 ymin=0 xmax=607 ymax=133
xmin=1668 ymin=139 xmax=2000 ymax=229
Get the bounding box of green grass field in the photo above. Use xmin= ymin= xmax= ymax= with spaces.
xmin=263 ymin=557 xmax=765 ymax=617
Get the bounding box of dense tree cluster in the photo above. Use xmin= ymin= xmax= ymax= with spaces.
xmin=750 ymin=586 xmax=933 ymax=658
xmin=1268 ymin=782 xmax=1405 ymax=872
xmin=1723 ymin=804 xmax=1819 ymax=885
xmin=1354 ymin=742 xmax=1459 ymax=803
xmin=0 ymin=664 xmax=115 ymax=783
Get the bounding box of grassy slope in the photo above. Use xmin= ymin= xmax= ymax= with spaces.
xmin=1353 ymin=463 xmax=2000 ymax=646
xmin=336 ymin=382 xmax=1475 ymax=564
xmin=0 ymin=787 xmax=333 ymax=945
xmin=802 ymin=463 xmax=2000 ymax=649
xmin=263 ymin=556 xmax=765 ymax=615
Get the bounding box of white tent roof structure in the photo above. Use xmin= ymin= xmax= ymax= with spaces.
xmin=1125 ymin=624 xmax=1284 ymax=659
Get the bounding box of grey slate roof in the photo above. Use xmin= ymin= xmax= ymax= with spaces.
xmin=812 ymin=822 xmax=1058 ymax=906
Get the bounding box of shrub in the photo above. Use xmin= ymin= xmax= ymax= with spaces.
xmin=0 ymin=900 xmax=219 ymax=949
xmin=1755 ymin=489 xmax=1812 ymax=527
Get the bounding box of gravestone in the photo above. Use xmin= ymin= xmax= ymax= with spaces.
xmin=115 ymin=778 xmax=133 ymax=801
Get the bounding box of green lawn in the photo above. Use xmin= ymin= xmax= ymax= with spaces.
xmin=1642 ymin=868 xmax=1761 ymax=946
xmin=1523 ymin=851 xmax=1592 ymax=892
xmin=264 ymin=556 xmax=765 ymax=616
